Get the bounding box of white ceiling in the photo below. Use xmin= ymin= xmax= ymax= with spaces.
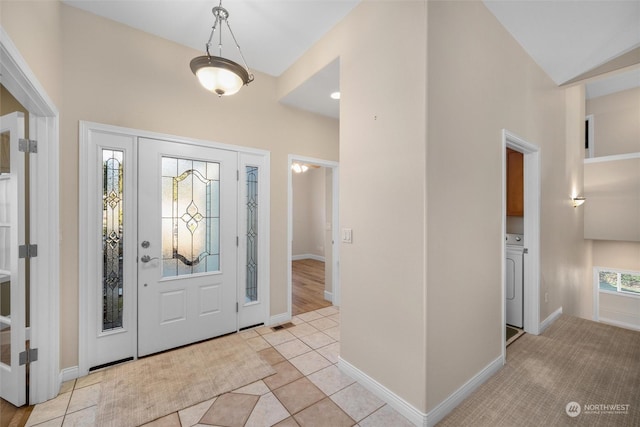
xmin=484 ymin=0 xmax=640 ymax=101
xmin=63 ymin=0 xmax=640 ymax=118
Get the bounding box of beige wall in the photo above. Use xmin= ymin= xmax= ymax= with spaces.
xmin=426 ymin=1 xmax=588 ymax=411
xmin=583 ymin=88 xmax=640 ymax=242
xmin=592 ymin=240 xmax=640 ymax=271
xmin=340 ymin=1 xmax=428 ymax=412
xmin=284 ymin=0 xmax=592 ymax=414
xmin=0 ymin=1 xmax=63 ymax=108
xmin=292 ymin=167 xmax=326 ymax=258
xmin=584 ymin=158 xmax=640 ymax=241
xmin=282 ymin=0 xmax=429 ymax=411
xmin=586 ymin=87 xmax=640 ymax=157
xmin=5 ymin=2 xmax=339 ymax=369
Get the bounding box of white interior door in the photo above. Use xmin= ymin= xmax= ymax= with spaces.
xmin=0 ymin=112 xmax=26 ymax=406
xmin=137 ymin=138 xmax=238 ymax=356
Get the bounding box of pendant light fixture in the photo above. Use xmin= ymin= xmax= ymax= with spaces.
xmin=190 ymin=1 xmax=254 ymax=96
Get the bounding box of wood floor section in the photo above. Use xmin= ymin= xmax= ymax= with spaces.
xmin=0 ymin=398 xmax=32 ymax=427
xmin=292 ymin=259 xmax=331 ymax=316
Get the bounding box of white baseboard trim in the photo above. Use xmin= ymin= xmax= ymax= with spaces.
xmin=292 ymin=253 xmax=325 ymax=262
xmin=598 ymin=317 xmax=640 ymax=331
xmin=426 ymin=355 xmax=503 ymax=426
xmin=60 ymin=366 xmax=79 ymax=384
xmin=324 ymin=291 xmax=333 ymax=302
xmin=338 ymin=357 xmax=427 ymax=426
xmin=269 ymin=312 xmax=291 ymax=326
xmin=540 ymin=306 xmax=563 ymax=333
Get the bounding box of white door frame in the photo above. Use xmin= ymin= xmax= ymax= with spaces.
xmin=501 ymin=129 xmax=541 ymax=361
xmin=0 ymin=26 xmax=61 ymax=404
xmin=287 ymin=155 xmax=340 ymax=318
xmin=79 ymin=121 xmax=270 ymax=374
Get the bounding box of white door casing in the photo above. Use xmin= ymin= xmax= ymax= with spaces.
xmin=80 ymin=123 xmax=270 ymax=371
xmin=0 ymin=112 xmax=27 ymax=406
xmin=287 ymin=155 xmax=340 ymax=321
xmin=501 ymin=129 xmax=541 ymax=363
xmin=137 ymin=138 xmax=238 ymax=356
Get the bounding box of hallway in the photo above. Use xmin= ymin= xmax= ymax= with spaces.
xmin=292 ymin=260 xmax=331 ymax=316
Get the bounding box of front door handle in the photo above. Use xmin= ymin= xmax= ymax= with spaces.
xmin=140 ymin=255 xmax=159 ymax=263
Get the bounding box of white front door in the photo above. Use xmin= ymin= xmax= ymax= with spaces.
xmin=0 ymin=112 xmax=26 ymax=406
xmin=137 ymin=138 xmax=238 ymax=356
xmin=81 ymin=124 xmax=269 ymax=372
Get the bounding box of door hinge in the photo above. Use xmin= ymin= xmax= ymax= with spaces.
xmin=237 ymin=170 xmax=240 ymax=181
xmin=236 ymin=302 xmax=239 ymax=313
xmin=19 ymin=348 xmax=38 ymax=366
xmin=18 ymin=244 xmax=38 ymax=259
xmin=523 ymin=248 xmax=529 ymax=254
xmin=18 ymin=138 xmax=38 ymax=153
xmin=236 ymin=236 xmax=239 ymax=247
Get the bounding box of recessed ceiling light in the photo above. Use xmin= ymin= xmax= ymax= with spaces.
xmin=330 ymin=91 xmax=341 ymax=100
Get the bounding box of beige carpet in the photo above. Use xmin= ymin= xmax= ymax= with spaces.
xmin=438 ymin=315 xmax=640 ymax=426
xmin=96 ymin=334 xmax=275 ymax=427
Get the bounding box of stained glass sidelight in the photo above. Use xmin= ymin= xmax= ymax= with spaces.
xmin=162 ymin=157 xmax=220 ymax=277
xmin=102 ymin=150 xmax=124 ymax=331
xmin=246 ymin=166 xmax=258 ymax=302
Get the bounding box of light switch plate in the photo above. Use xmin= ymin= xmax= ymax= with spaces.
xmin=342 ymin=228 xmax=353 ymax=243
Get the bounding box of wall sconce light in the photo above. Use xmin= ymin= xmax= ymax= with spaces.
xmin=572 ymin=197 xmax=586 ymax=208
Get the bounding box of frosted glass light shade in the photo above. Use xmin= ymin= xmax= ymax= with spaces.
xmin=190 ymin=55 xmax=251 ymax=96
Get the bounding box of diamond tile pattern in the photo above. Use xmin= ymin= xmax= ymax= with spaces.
xmin=27 ymin=308 xmax=413 ymax=426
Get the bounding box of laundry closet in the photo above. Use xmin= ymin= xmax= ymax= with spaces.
xmin=506 ymin=148 xmax=524 ymax=331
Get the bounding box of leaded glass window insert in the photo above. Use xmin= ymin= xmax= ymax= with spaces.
xmin=102 ymin=149 xmax=124 ymax=331
xmin=162 ymin=157 xmax=220 ymax=277
xmin=246 ymin=166 xmax=258 ymax=302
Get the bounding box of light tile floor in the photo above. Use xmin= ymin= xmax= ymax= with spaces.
xmin=25 ymin=307 xmax=414 ymax=427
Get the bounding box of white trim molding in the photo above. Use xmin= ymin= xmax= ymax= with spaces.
xmin=323 ymin=291 xmax=333 ymax=302
xmin=426 ymin=356 xmax=504 ymax=426
xmin=1 ymin=25 xmax=61 ymax=404
xmin=269 ymin=312 xmax=291 ymax=327
xmin=59 ymin=366 xmax=79 ymax=384
xmin=583 ymin=151 xmax=640 ymax=164
xmin=539 ymin=307 xmax=563 ymax=333
xmin=598 ymin=317 xmax=640 ymax=332
xmin=291 ymin=253 xmax=325 ymax=262
xmin=502 ymin=130 xmax=542 ymax=337
xmin=338 ymin=358 xmax=427 ymax=426
xmin=287 ymin=155 xmax=340 ymax=320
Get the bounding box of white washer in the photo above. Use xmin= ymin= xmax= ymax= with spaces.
xmin=506 ymin=233 xmax=524 ymax=328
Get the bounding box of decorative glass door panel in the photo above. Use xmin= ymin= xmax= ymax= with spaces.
xmin=103 ymin=149 xmax=124 ymax=332
xmin=245 ymin=166 xmax=258 ymax=303
xmin=161 ymin=157 xmax=220 ymax=277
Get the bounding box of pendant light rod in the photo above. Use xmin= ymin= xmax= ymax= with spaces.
xmin=190 ymin=0 xmax=253 ymax=96
xmin=202 ymin=2 xmax=253 ymax=82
